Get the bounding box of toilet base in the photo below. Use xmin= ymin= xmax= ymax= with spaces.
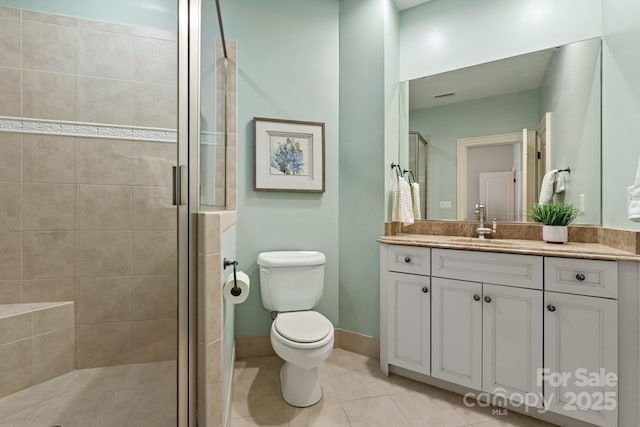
xmin=279 ymin=362 xmax=322 ymax=407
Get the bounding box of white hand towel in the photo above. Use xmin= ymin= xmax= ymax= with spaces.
xmin=538 ymin=169 xmax=558 ymax=204
xmin=554 ymin=171 xmax=569 ymax=194
xmin=410 ymin=182 xmax=421 ymax=220
xmin=628 ymin=158 xmax=640 ymax=222
xmin=392 ymin=177 xmax=414 ymax=226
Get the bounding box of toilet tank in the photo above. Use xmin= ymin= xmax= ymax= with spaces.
xmin=257 ymin=251 xmax=326 ymax=312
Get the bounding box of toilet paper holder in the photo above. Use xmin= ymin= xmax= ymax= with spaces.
xmin=223 ymin=258 xmax=242 ymax=296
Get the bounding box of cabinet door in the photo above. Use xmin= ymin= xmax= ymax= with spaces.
xmin=387 ymin=272 xmax=430 ymax=375
xmin=482 ymin=284 xmax=543 ymax=404
xmin=432 ymin=277 xmax=482 ymax=389
xmin=544 ymin=292 xmax=618 ymax=427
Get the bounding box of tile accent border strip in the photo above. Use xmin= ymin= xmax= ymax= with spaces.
xmin=0 ymin=116 xmax=177 ymax=143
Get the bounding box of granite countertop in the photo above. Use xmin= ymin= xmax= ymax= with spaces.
xmin=378 ymin=234 xmax=640 ymax=262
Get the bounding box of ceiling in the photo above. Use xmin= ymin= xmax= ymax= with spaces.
xmin=408 ymin=49 xmax=554 ymax=111
xmin=394 ymin=0 xmax=432 ymax=11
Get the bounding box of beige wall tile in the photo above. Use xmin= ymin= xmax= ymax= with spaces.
xmin=131 ymin=318 xmax=177 ymax=362
xmin=22 ymin=183 xmax=77 ymax=230
xmin=197 ymin=253 xmax=222 ymax=344
xmin=79 ymin=185 xmax=132 ymax=231
xmin=33 ymin=327 xmax=75 ymax=383
xmin=131 ymin=26 xmax=177 ymax=41
xmin=22 ymin=10 xmax=77 ymax=27
xmin=77 ymin=231 xmax=132 ymax=277
xmin=0 ymin=183 xmax=21 ymax=230
xmin=78 ymin=276 xmax=131 ymax=323
xmin=132 ymin=186 xmax=175 ymax=231
xmin=0 ymin=17 xmax=20 ymax=67
xmin=0 ymin=133 xmax=21 ymax=182
xmin=0 ymin=68 xmax=21 ymax=117
xmin=132 ymin=37 xmax=176 ymax=85
xmin=0 ymin=338 xmax=33 ymax=397
xmin=235 ymin=336 xmax=275 ymax=358
xmin=78 ymin=138 xmax=131 ymax=185
xmin=132 ymin=141 xmax=176 ymax=186
xmin=77 ymin=321 xmax=131 ymax=368
xmin=22 ymin=20 xmax=77 ymax=73
xmin=32 ymin=303 xmax=74 ymax=335
xmin=0 ymin=232 xmax=21 ymax=280
xmin=21 ymin=278 xmax=76 ymax=303
xmin=0 ymin=281 xmax=20 ymax=303
xmin=197 ymin=213 xmax=220 ymax=255
xmin=78 ymin=77 xmax=132 ymax=125
xmin=0 ymin=312 xmax=31 ymax=346
xmin=130 ymin=275 xmax=176 ymax=320
xmin=78 ymin=19 xmax=131 ymax=35
xmin=22 ymin=231 xmax=75 ymax=279
xmin=0 ymin=6 xmax=20 ymax=19
xmin=204 ymin=339 xmax=223 ymax=427
xmin=132 ymin=231 xmax=176 ymax=275
xmin=22 ymin=134 xmax=77 ymax=183
xmin=22 ymin=70 xmax=77 ymax=120
xmin=132 ymin=82 xmax=177 ymax=129
xmin=79 ymin=30 xmax=131 ymax=80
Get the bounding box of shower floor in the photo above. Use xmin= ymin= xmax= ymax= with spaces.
xmin=0 ymin=360 xmax=177 ymax=427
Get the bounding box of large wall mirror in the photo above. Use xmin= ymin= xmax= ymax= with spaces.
xmin=401 ymin=37 xmax=601 ymax=225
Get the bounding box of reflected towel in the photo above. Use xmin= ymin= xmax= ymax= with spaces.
xmin=629 ymin=158 xmax=640 ymax=222
xmin=410 ymin=182 xmax=421 ymax=220
xmin=392 ymin=177 xmax=414 ymax=226
xmin=539 ymin=169 xmax=558 ymax=204
xmin=554 ymin=171 xmax=569 ymax=194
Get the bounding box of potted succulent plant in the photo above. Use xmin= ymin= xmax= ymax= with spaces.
xmin=528 ymin=203 xmax=580 ymax=244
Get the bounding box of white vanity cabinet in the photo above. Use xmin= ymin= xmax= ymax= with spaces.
xmin=381 ymin=243 xmax=624 ymax=427
xmin=430 ymin=250 xmax=543 ymax=402
xmin=543 ymin=258 xmax=618 ymax=427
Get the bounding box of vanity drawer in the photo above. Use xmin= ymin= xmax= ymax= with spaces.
xmin=432 ymin=249 xmax=543 ymax=290
xmin=544 ymin=257 xmax=618 ymax=299
xmin=387 ymin=245 xmax=431 ymax=275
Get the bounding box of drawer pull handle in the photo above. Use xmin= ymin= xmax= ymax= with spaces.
xmin=473 ymin=294 xmax=481 ymax=301
xmin=575 ymin=273 xmax=586 ymax=281
xmin=404 ymin=256 xmax=411 ymax=263
xmin=484 ymin=296 xmax=492 ymax=303
xmin=547 ymin=304 xmax=556 ymax=312
xmin=422 ymin=287 xmax=429 ymax=293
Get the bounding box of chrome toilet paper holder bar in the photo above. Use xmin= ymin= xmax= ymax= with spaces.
xmin=223 ymin=258 xmax=242 ymax=296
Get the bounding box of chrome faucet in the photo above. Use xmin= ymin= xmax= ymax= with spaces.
xmin=474 ymin=202 xmax=497 ymax=239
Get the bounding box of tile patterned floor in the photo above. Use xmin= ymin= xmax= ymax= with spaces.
xmin=0 ymin=361 xmax=176 ymax=427
xmin=231 ymin=349 xmax=557 ymax=427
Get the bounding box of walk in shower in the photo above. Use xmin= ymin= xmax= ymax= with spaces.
xmin=0 ymin=0 xmax=228 ymax=425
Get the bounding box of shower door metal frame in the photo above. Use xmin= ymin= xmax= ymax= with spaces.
xmin=177 ymin=0 xmax=198 ymax=425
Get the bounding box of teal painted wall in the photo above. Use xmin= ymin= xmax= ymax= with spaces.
xmin=399 ymin=0 xmax=602 ymax=82
xmin=338 ymin=0 xmax=387 ymax=339
xmin=223 ymin=0 xmax=340 ymax=337
xmin=409 ymin=90 xmax=540 ymax=220
xmin=0 ymin=0 xmax=176 ymax=29
xmin=221 ymin=224 xmax=236 ymax=408
xmin=602 ymin=0 xmax=640 ymax=230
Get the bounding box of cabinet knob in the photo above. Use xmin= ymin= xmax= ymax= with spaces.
xmin=421 ymin=286 xmax=429 ymax=293
xmin=484 ymin=296 xmax=492 ymax=303
xmin=473 ymin=294 xmax=481 ymax=301
xmin=575 ymin=273 xmax=586 ymax=281
xmin=404 ymin=256 xmax=411 ymax=263
xmin=547 ymin=304 xmax=556 ymax=312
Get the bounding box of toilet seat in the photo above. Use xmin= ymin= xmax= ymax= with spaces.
xmin=272 ymin=311 xmax=334 ymax=349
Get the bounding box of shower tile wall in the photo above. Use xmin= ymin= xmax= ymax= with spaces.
xmin=0 ymin=7 xmax=178 ymax=369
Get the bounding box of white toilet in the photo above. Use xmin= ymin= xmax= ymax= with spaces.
xmin=257 ymin=251 xmax=334 ymax=407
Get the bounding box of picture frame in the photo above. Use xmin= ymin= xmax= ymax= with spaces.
xmin=253 ymin=117 xmax=325 ymax=192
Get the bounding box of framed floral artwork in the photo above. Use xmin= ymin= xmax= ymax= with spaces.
xmin=253 ymin=117 xmax=325 ymax=192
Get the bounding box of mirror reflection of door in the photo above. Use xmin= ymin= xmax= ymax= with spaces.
xmin=479 ymin=171 xmax=516 ymax=221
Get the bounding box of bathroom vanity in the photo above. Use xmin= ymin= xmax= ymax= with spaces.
xmin=380 ymin=234 xmax=640 ymax=427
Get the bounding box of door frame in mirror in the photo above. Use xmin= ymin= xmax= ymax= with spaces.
xmin=456 ymin=131 xmax=536 ymax=221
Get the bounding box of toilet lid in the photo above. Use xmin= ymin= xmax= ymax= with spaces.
xmin=274 ymin=311 xmax=333 ymax=343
